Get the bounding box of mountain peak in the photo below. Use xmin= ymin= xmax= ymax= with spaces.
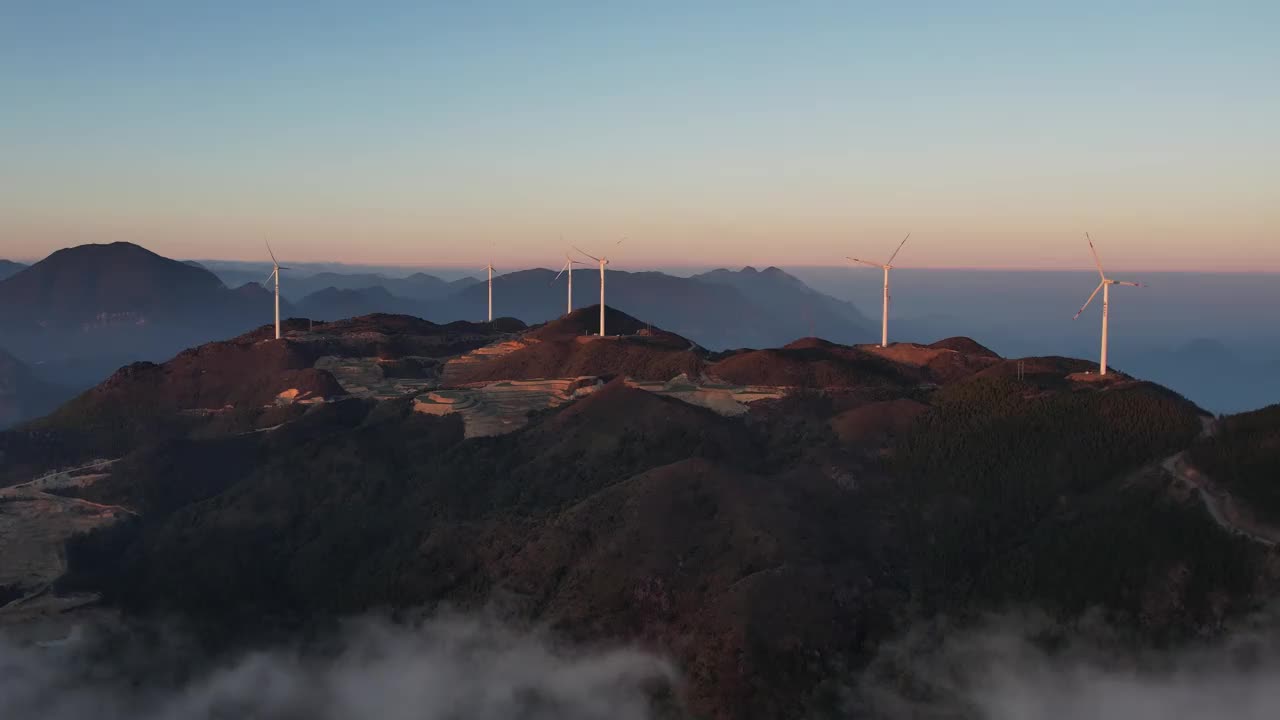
xmin=0 ymin=242 xmax=231 ymax=321
xmin=530 ymin=304 xmax=676 ymax=341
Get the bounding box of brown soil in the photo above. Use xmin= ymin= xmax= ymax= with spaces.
xmin=927 ymin=336 xmax=1000 ymax=358
xmin=709 ymin=345 xmax=914 ymax=389
xmin=830 ymin=398 xmax=929 ymax=446
xmin=451 ymin=336 xmax=704 ymax=384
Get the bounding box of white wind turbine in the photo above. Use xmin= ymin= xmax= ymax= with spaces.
xmin=847 ymin=233 xmax=910 ymax=348
xmin=1072 ymin=233 xmax=1144 ymax=376
xmin=551 ymin=250 xmax=585 ymax=316
xmin=482 ymin=261 xmax=496 ymax=322
xmin=265 ymin=242 xmax=291 ymax=340
xmin=573 ymin=238 xmax=625 ymax=337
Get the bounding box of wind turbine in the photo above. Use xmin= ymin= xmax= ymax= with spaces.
xmin=1072 ymin=233 xmax=1144 ymax=376
xmin=551 ymin=251 xmax=584 ymax=316
xmin=482 ymin=261 xmax=496 ymax=322
xmin=265 ymin=242 xmax=290 ymax=340
xmin=573 ymin=238 xmax=625 ymax=337
xmin=847 ymin=233 xmax=910 ymax=348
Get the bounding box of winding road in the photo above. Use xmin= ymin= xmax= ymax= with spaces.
xmin=1163 ymin=418 xmax=1279 ymax=547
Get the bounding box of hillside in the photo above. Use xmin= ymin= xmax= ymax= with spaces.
xmin=1190 ymin=404 xmax=1280 ymax=523
xmin=49 ymin=350 xmax=1263 ymax=718
xmin=4 ymin=314 xmax=520 ymax=476
xmin=710 ymin=341 xmax=917 ymax=389
xmin=446 ymin=306 xmax=705 ymax=384
xmin=56 ymin=385 xmax=873 ymax=718
xmin=2 ymin=305 xmax=1273 ymax=719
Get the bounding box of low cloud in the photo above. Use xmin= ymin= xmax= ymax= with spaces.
xmin=855 ymin=609 xmax=1280 ymax=719
xmin=0 ymin=613 xmax=677 ymax=720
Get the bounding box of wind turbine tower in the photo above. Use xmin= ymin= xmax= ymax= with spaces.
xmin=266 ymin=243 xmax=290 ymax=340
xmin=573 ymin=238 xmax=625 ymax=336
xmin=847 ymin=233 xmax=910 ymax=348
xmin=1072 ymin=233 xmax=1144 ymax=375
xmin=483 ymin=262 xmax=496 ymax=322
xmin=552 ymin=251 xmax=583 ymax=316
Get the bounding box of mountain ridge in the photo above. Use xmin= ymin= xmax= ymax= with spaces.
xmin=0 ymin=259 xmax=27 ymax=281
xmin=3 ymin=302 xmax=1274 ymax=718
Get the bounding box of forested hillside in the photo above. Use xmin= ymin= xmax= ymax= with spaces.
xmin=1190 ymin=403 xmax=1280 ymax=522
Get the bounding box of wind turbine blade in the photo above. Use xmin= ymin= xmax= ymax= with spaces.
xmin=885 ymin=233 xmax=911 ymax=266
xmin=552 ymin=263 xmax=568 ymax=284
xmin=572 ymin=245 xmax=601 ymax=262
xmin=1073 ymin=281 xmax=1105 ymax=320
xmin=1114 ymin=280 xmax=1144 ymax=287
xmin=1085 ymin=232 xmax=1106 ymax=280
xmin=265 ymin=269 xmax=277 ymax=284
xmin=846 ymin=257 xmax=882 ymax=269
xmin=265 ymin=242 xmax=278 ymax=265
xmin=615 ymin=236 xmax=627 ymax=247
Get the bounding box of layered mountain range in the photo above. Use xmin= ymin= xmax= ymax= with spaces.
xmin=2 ymin=303 xmax=1276 ymax=719
xmin=0 ymin=243 xmax=872 ymax=428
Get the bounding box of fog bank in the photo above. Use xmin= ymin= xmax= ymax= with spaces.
xmin=0 ymin=614 xmax=677 ymax=720
xmin=857 ymin=610 xmax=1280 ymax=719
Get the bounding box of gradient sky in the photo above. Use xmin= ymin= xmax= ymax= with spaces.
xmin=2 ymin=1 xmax=1277 ymax=270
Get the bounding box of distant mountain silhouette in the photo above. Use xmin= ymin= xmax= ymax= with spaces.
xmin=284 ymin=271 xmax=468 ymax=302
xmin=0 ymin=244 xmax=879 ymax=401
xmin=213 ymin=264 xmax=870 ymax=351
xmin=0 ymin=346 xmax=71 ymax=428
xmin=230 ymin=281 xmax=299 ymax=315
xmin=0 ymin=259 xmax=27 ymax=281
xmin=436 ymin=266 xmax=873 ymax=349
xmin=694 ymin=265 xmax=873 ymax=344
xmin=1126 ymin=337 xmax=1280 ymax=417
xmin=296 ymin=286 xmax=421 ymax=320
xmin=0 ymin=243 xmax=292 ymax=394
xmin=198 ymin=264 xmax=483 ymax=299
xmin=0 ymin=242 xmax=234 ymax=327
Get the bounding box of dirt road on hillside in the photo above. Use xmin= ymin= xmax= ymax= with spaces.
xmin=1164 ymin=418 xmax=1280 ymax=547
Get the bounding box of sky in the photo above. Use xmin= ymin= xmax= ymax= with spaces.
xmin=2 ymin=1 xmax=1277 ymax=271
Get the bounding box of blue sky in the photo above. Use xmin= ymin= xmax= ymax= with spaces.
xmin=2 ymin=1 xmax=1277 ymax=269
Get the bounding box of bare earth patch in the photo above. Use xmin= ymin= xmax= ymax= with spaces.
xmin=0 ymin=465 xmax=132 ymax=611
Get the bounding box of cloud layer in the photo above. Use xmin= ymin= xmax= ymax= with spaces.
xmin=0 ymin=613 xmax=677 ymax=720
xmin=856 ymin=610 xmax=1280 ymax=720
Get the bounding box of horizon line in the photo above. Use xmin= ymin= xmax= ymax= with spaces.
xmin=5 ymin=246 xmax=1278 ymax=275
xmin=184 ymin=259 xmax=1280 ymax=275
xmin=7 ymin=256 xmax=1278 ymax=275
